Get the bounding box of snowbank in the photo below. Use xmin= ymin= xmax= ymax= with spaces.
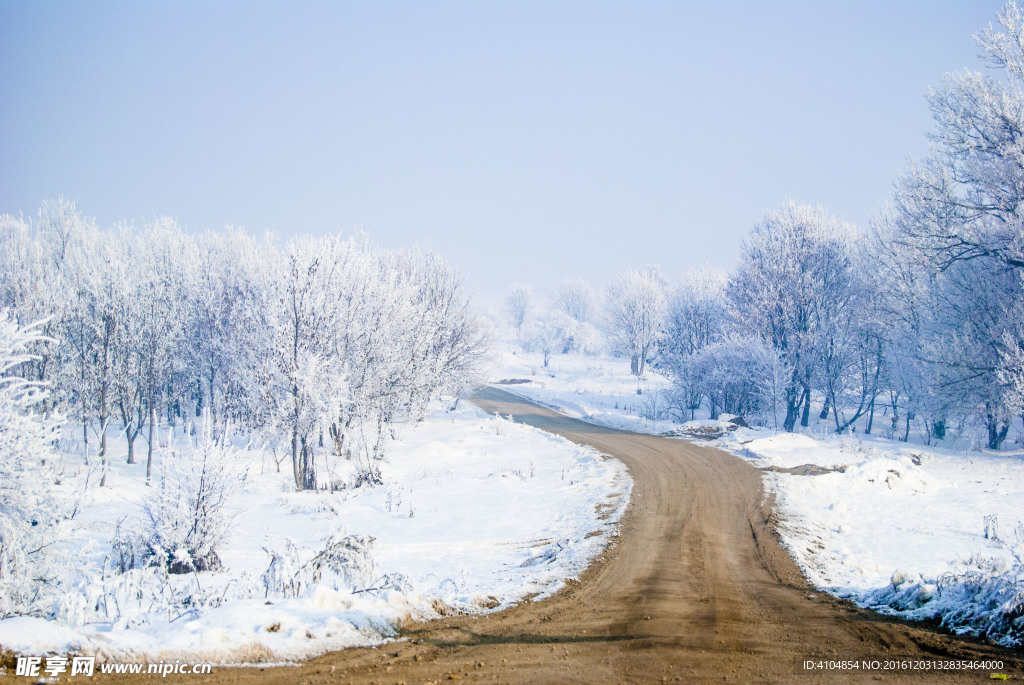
xmin=740 ymin=433 xmax=846 ymax=469
xmin=762 ymin=440 xmax=1024 ymax=645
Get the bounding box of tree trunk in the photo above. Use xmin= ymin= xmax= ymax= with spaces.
xmin=890 ymin=392 xmax=900 ymax=437
xmin=208 ymin=369 xmax=217 ymax=432
xmin=330 ymin=423 xmax=346 ymax=458
xmin=99 ymin=418 xmax=108 ymax=487
xmin=146 ymin=405 xmax=156 ymax=481
xmin=819 ymin=397 xmax=830 ymax=421
xmin=987 ymin=414 xmax=1009 ymax=450
xmin=783 ymin=388 xmax=802 ymax=432
xmin=630 ymin=355 xmax=639 ymax=375
xmin=800 ymin=386 xmax=811 ymax=427
xmin=291 ymin=430 xmax=302 ymax=490
xmin=196 ymin=378 xmax=203 ymax=417
xmin=301 ymin=438 xmax=316 ymax=490
xmin=865 ymin=396 xmax=875 ymax=435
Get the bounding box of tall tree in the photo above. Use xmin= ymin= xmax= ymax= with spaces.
xmin=604 ymin=268 xmax=666 ymax=376
xmin=658 ymin=266 xmax=728 ymax=419
xmin=886 ymin=1 xmax=1024 ymax=448
xmin=727 ymin=202 xmax=857 ymax=432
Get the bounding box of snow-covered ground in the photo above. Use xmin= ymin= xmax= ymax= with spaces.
xmin=0 ymin=404 xmax=631 ymax=663
xmin=490 ymin=335 xmax=1024 ymax=646
xmin=731 ymin=429 xmax=1024 ymax=645
xmin=490 ymin=341 xmax=676 ymax=434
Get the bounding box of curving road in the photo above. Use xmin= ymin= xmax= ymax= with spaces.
xmin=98 ymin=387 xmax=1021 ymax=683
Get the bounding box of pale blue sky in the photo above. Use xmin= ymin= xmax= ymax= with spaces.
xmin=0 ymin=1 xmax=1004 ymax=305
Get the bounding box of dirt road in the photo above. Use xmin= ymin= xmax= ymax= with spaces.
xmin=96 ymin=387 xmax=1020 ymax=683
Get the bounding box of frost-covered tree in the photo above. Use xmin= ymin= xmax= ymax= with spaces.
xmin=604 ymin=268 xmax=666 ymax=376
xmin=108 ymin=219 xmax=192 ymax=476
xmin=883 ymin=2 xmax=1024 ymax=448
xmin=0 ymin=199 xmax=488 ymax=492
xmin=687 ymin=336 xmax=773 ymax=419
xmin=809 ymin=241 xmax=888 ymax=435
xmin=662 ymin=267 xmax=728 ymax=360
xmin=261 ymin=237 xmax=488 ymax=490
xmin=386 ymin=249 xmax=488 ymax=411
xmin=1000 ymin=326 xmax=1024 ymax=417
xmin=728 ymin=202 xmax=858 ymax=432
xmin=0 ymin=206 xmax=132 ymax=467
xmin=504 ymin=283 xmax=532 ymax=335
xmin=658 ymin=266 xmax=728 ymax=418
xmin=0 ymin=313 xmax=71 ymax=617
xmin=182 ymin=227 xmax=272 ymax=432
xmin=0 ymin=200 xmax=84 ymax=408
xmin=750 ymin=340 xmax=794 ymax=430
xmin=553 ymin=278 xmax=595 ymax=323
xmin=108 ymin=223 xmax=150 ymax=468
xmin=523 ymin=312 xmax=573 ymax=367
xmin=265 ymin=236 xmax=352 ymax=491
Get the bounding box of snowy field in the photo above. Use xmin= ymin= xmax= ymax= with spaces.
xmin=0 ymin=404 xmax=631 ymax=664
xmin=490 ymin=336 xmax=1024 ymax=646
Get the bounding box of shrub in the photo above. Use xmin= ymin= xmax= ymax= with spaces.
xmin=137 ymin=418 xmax=244 ymax=574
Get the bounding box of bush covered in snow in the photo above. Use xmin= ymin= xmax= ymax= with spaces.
xmin=862 ymin=523 xmax=1024 ymax=647
xmin=134 ymin=419 xmax=244 ymax=574
xmin=261 ymin=533 xmax=388 ymax=599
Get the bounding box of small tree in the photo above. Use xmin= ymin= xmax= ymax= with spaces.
xmin=524 ymin=312 xmax=573 ymax=367
xmin=505 ymin=284 xmax=532 ymax=335
xmin=689 ymin=337 xmax=770 ymax=420
xmin=659 ymin=266 xmax=728 ymax=417
xmin=139 ymin=417 xmax=242 ymax=574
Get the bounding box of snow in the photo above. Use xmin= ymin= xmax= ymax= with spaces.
xmin=489 ymin=341 xmax=677 ymax=435
xmin=762 ymin=440 xmax=1024 ymax=644
xmin=739 ymin=433 xmax=848 ymax=469
xmin=488 ymin=334 xmax=1024 ymax=646
xmin=0 ymin=404 xmax=631 ymax=663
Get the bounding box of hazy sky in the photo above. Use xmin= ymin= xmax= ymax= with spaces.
xmin=0 ymin=0 xmax=1005 ymax=306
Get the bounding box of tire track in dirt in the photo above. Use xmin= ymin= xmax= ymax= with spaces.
xmin=94 ymin=387 xmax=1021 ymax=683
